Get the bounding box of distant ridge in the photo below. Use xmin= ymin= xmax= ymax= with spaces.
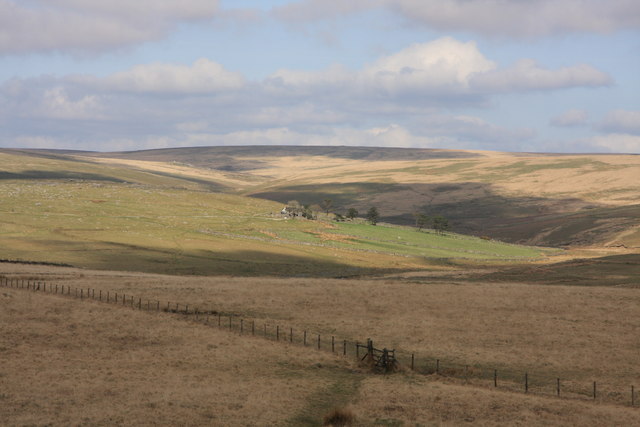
xmin=81 ymin=145 xmax=481 ymax=171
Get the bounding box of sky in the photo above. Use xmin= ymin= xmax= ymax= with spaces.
xmin=0 ymin=0 xmax=639 ymax=153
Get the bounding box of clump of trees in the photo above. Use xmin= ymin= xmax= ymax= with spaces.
xmin=432 ymin=215 xmax=449 ymax=233
xmin=412 ymin=211 xmax=449 ymax=233
xmin=366 ymin=207 xmax=379 ymax=225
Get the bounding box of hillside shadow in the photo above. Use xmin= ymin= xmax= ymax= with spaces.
xmin=89 ymin=146 xmax=481 ymax=171
xmin=23 ymin=239 xmax=408 ymax=277
xmin=249 ymin=181 xmax=639 ymax=247
xmin=479 ymin=253 xmax=640 ymax=287
xmin=0 ymin=170 xmax=126 ymax=182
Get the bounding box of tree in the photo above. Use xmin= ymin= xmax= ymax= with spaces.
xmin=432 ymin=215 xmax=449 ymax=234
xmin=366 ymin=207 xmax=379 ymax=225
xmin=320 ymin=198 xmax=333 ymax=215
xmin=346 ymin=208 xmax=358 ymax=220
xmin=414 ymin=213 xmax=430 ymax=231
xmin=301 ymin=204 xmax=316 ymax=220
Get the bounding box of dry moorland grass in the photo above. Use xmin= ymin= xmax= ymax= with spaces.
xmin=353 ymin=375 xmax=640 ymax=426
xmin=2 ymin=276 xmax=640 ymax=426
xmin=2 ymin=264 xmax=638 ymax=394
xmin=0 ymin=287 xmax=361 ymax=426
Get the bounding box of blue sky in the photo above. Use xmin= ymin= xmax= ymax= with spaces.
xmin=0 ymin=0 xmax=638 ymax=153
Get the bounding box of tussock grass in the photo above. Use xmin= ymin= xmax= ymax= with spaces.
xmin=3 ymin=264 xmax=638 ymax=394
xmin=2 ymin=273 xmax=639 ymax=426
xmin=0 ymin=286 xmax=359 ymax=426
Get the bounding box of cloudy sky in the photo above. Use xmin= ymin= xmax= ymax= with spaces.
xmin=0 ymin=0 xmax=639 ymax=153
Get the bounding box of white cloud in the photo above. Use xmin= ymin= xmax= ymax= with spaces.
xmin=99 ymin=59 xmax=245 ymax=94
xmin=598 ymin=110 xmax=640 ymax=135
xmin=39 ymin=86 xmax=102 ymax=119
xmin=0 ymin=38 xmax=614 ymax=153
xmin=471 ymin=59 xmax=611 ymax=92
xmin=590 ymin=133 xmax=640 ymax=153
xmin=273 ymin=0 xmax=640 ymax=37
xmin=266 ymin=64 xmax=352 ymax=95
xmin=0 ymin=0 xmax=218 ymax=54
xmin=418 ymin=115 xmax=535 ymax=144
xmin=390 ymin=0 xmax=640 ymax=37
xmin=362 ymin=38 xmax=496 ymax=94
xmin=178 ymin=125 xmax=438 ymax=149
xmin=266 ymin=38 xmax=610 ymax=100
xmin=550 ymin=109 xmax=589 ymax=127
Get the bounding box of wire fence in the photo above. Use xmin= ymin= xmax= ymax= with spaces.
xmin=1 ymin=276 xmax=637 ymax=408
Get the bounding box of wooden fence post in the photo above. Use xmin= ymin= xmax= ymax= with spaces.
xmin=436 ymin=359 xmax=439 ymax=375
xmin=276 ymin=325 xmax=279 ymax=341
xmin=290 ymin=328 xmax=293 ymax=343
xmin=185 ymin=304 xmax=189 ymax=314
xmin=138 ymin=298 xmax=142 ymax=309
xmin=356 ymin=342 xmax=359 ymax=359
xmin=557 ymin=378 xmax=560 ymax=396
xmin=343 ymin=340 xmax=347 ymax=356
xmin=525 ymin=373 xmax=528 ymax=393
xmin=317 ymin=334 xmax=321 ymax=350
xmin=304 ymin=330 xmax=307 ymax=346
xmin=252 ymin=321 xmax=255 ymax=335
xmin=80 ymin=289 xmax=83 ymax=299
xmin=157 ymin=301 xmax=160 ymax=311
xmin=99 ymin=290 xmax=102 ymax=301
xmin=240 ymin=319 xmax=243 ymax=334
xmin=332 ymin=336 xmax=335 ymax=353
xmin=218 ymin=313 xmax=221 ymax=327
xmin=229 ymin=316 xmax=232 ymax=330
xmin=593 ymin=381 xmax=597 ymax=400
xmin=411 ymin=354 xmax=415 ymax=371
xmin=494 ymin=370 xmax=497 ymax=387
xmin=632 ymin=385 xmax=635 ymax=407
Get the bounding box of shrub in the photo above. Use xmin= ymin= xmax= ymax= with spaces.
xmin=323 ymin=407 xmax=356 ymax=426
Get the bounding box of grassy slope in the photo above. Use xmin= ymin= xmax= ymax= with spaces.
xmin=33 ymin=146 xmax=640 ymax=248
xmin=0 ymin=150 xmax=548 ymax=276
xmin=2 ymin=271 xmax=640 ymax=426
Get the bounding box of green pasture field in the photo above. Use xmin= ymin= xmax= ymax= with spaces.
xmin=0 ymin=177 xmax=550 ymax=276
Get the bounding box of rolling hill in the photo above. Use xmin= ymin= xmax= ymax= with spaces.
xmin=78 ymin=145 xmax=640 ymax=248
xmin=0 ymin=148 xmax=555 ymax=276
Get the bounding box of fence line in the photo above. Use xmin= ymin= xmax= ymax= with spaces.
xmin=1 ymin=275 xmax=637 ymax=408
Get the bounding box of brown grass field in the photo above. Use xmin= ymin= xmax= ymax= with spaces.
xmin=2 ymin=263 xmax=639 ymax=426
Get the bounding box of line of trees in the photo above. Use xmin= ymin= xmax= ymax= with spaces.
xmin=282 ymin=199 xmax=449 ymax=232
xmin=413 ymin=212 xmax=449 ymax=233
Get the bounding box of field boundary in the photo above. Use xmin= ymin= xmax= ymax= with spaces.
xmin=2 ymin=276 xmax=637 ymax=408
